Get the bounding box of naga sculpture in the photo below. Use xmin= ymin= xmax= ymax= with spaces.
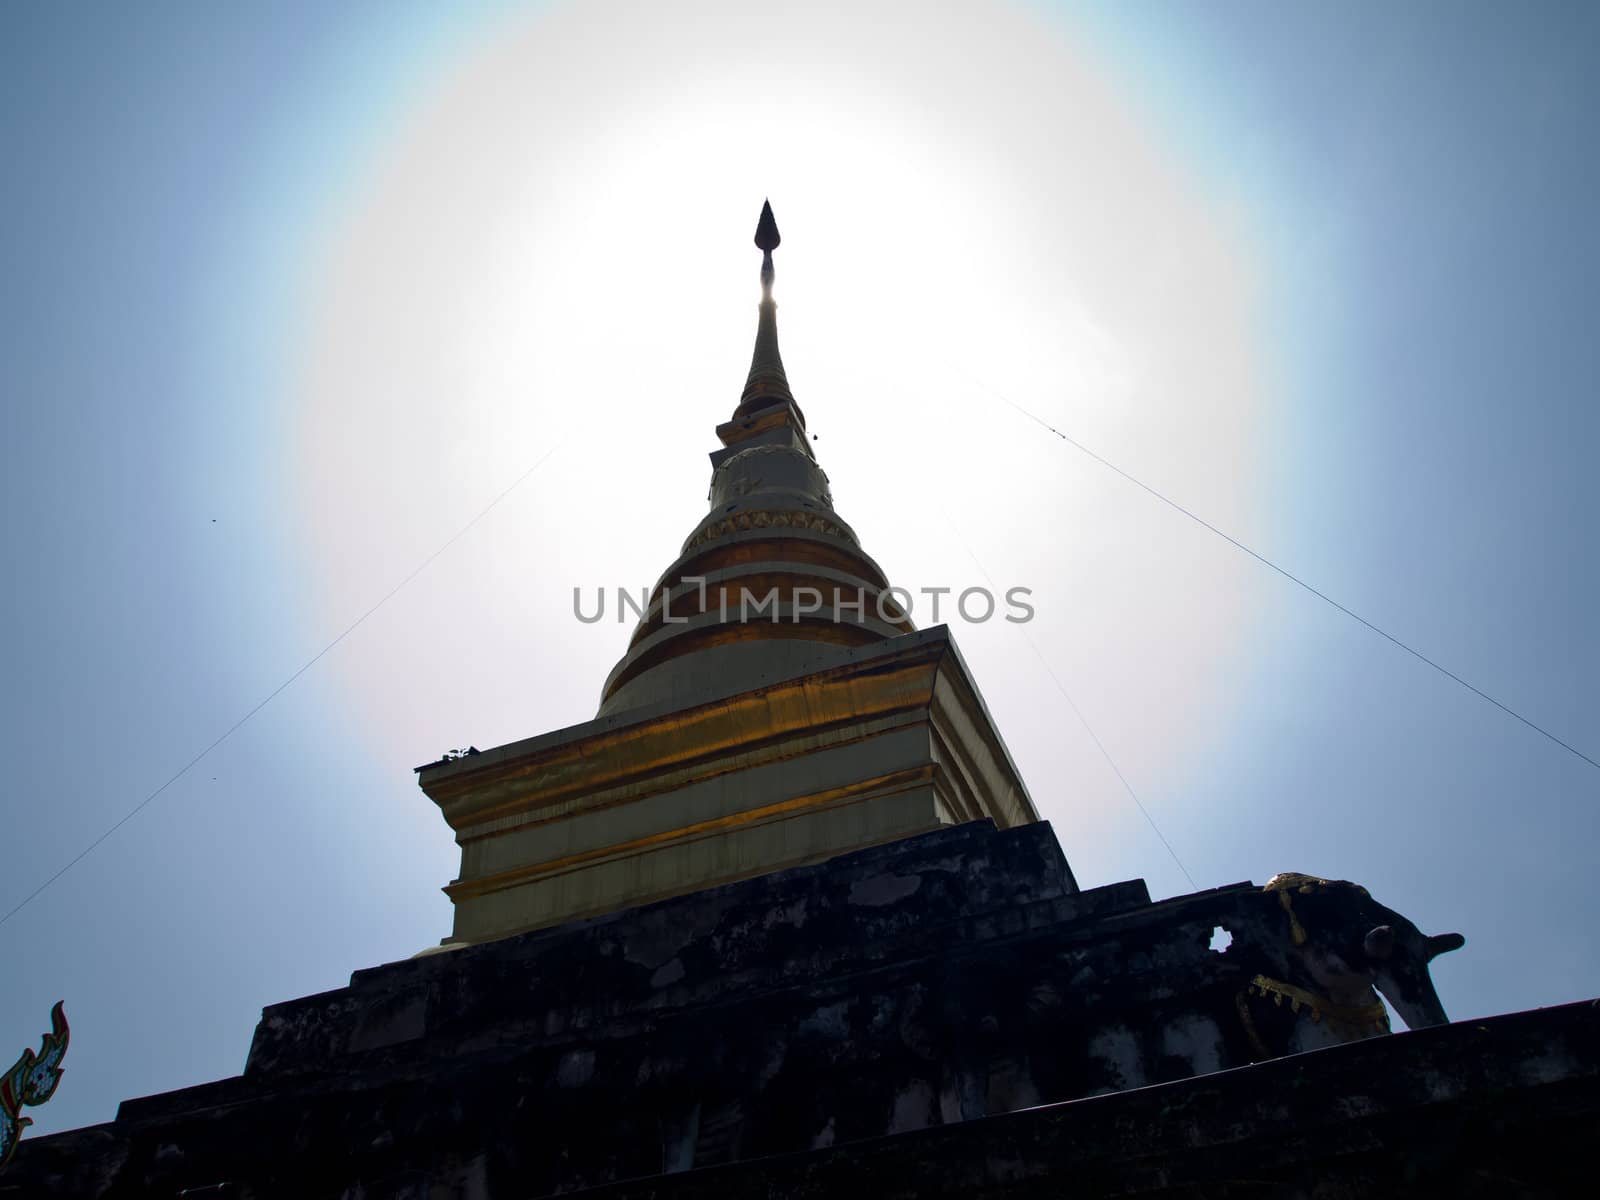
xmin=0 ymin=1002 xmax=70 ymax=1170
xmin=1230 ymin=874 xmax=1464 ymax=1060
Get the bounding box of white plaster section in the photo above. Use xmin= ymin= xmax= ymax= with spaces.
xmin=888 ymin=1079 xmax=937 ymax=1134
xmin=798 ymin=1000 xmax=850 ymax=1040
xmin=1519 ymin=1050 xmax=1581 ymax=1088
xmin=623 ymin=904 xmax=720 ymax=970
xmin=427 ymin=1154 xmax=490 ymax=1200
xmin=345 ymin=992 xmax=427 ymax=1054
xmin=1289 ymin=1019 xmax=1350 ymax=1054
xmin=651 ymin=957 xmax=686 ymax=988
xmin=940 ymin=1060 xmax=988 ymax=1123
xmin=938 ymin=1077 xmax=964 ymax=1126
xmin=811 ymin=1116 xmax=837 ymax=1149
xmin=758 ymin=1037 xmax=788 ymax=1085
xmin=661 ymin=1103 xmax=701 ymax=1174
xmin=1087 ymin=1025 xmax=1146 ymax=1095
xmin=1333 ymin=1093 xmax=1380 ymax=1119
xmin=986 ymin=1054 xmax=1041 ymax=1114
xmin=1160 ymin=1015 xmax=1225 ymax=1078
xmin=848 ymin=872 xmax=923 ymax=907
xmin=556 ymin=1048 xmax=596 ymax=1088
xmin=763 ymin=897 xmax=810 ymax=930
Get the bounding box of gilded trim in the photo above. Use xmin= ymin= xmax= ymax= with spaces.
xmin=1243 ymin=973 xmax=1391 ymax=1039
xmin=454 ymin=710 xmax=921 ymax=844
xmin=445 ymin=764 xmax=937 ymax=902
xmin=425 ymin=643 xmax=949 ymax=827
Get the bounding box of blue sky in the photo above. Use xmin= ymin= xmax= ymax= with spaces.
xmin=3 ymin=0 xmax=1595 ymax=1137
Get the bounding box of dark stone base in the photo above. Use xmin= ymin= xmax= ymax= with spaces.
xmin=566 ymin=999 xmax=1600 ymax=1199
xmin=6 ymin=820 xmax=1596 ymax=1197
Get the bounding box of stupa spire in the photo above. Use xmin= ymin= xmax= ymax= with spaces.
xmin=743 ymin=199 xmax=792 ymax=411
xmin=755 ymin=197 xmax=780 ymax=294
xmin=593 ymin=201 xmax=913 ymax=718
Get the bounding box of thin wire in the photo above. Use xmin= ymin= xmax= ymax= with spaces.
xmin=1024 ymin=639 xmax=1200 ymax=891
xmin=941 ymin=508 xmax=1200 ymax=890
xmin=987 ymin=387 xmax=1600 ymax=776
xmin=0 ymin=438 xmax=569 ymax=931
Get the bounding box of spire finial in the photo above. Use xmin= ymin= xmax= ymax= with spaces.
xmin=755 ymin=199 xmax=780 ymax=297
xmin=739 ymin=199 xmax=793 ymax=412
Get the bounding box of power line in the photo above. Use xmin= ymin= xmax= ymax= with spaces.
xmin=828 ymin=354 xmax=1205 ymax=889
xmin=989 ymin=389 xmax=1600 ymax=776
xmin=1024 ymin=637 xmax=1200 ymax=892
xmin=938 ymin=505 xmax=1200 ymax=890
xmin=0 ymin=439 xmax=569 ymax=931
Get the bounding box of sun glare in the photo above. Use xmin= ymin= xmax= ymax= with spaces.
xmin=292 ymin=0 xmax=1268 ymax=846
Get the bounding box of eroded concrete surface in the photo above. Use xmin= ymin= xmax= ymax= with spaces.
xmin=6 ymin=821 xmax=1596 ymax=1197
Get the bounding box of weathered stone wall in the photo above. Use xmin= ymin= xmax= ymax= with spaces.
xmin=7 ymin=821 xmax=1593 ymax=1197
xmin=568 ymin=998 xmax=1600 ymax=1200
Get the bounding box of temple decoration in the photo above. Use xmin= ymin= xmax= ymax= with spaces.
xmin=1230 ymin=874 xmax=1463 ymax=1059
xmin=0 ymin=1002 xmax=69 ymax=1171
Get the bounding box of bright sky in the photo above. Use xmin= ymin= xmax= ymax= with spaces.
xmin=3 ymin=0 xmax=1596 ymax=1137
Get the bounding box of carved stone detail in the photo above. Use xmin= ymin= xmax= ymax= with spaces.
xmin=686 ymin=510 xmax=852 ymax=550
